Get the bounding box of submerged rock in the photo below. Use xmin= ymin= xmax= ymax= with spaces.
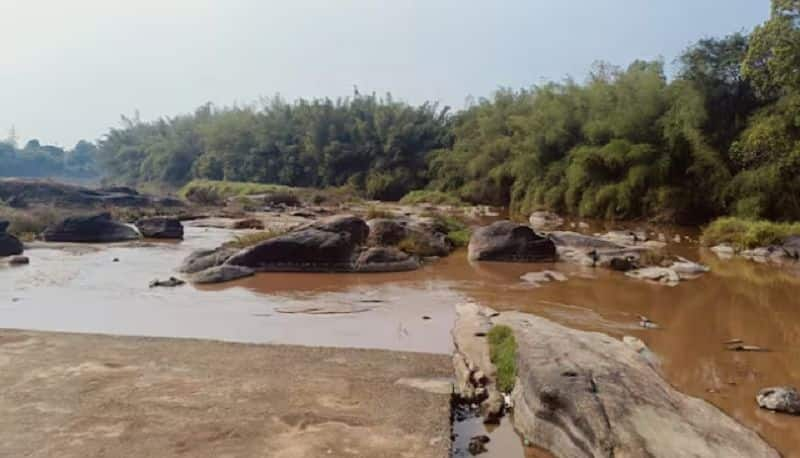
xmin=7 ymin=255 xmax=29 ymax=265
xmin=149 ymin=277 xmax=185 ymax=288
xmin=42 ymin=212 xmax=140 ymax=243
xmin=135 ymin=217 xmax=184 ymax=239
xmin=520 ymin=270 xmax=567 ymax=286
xmin=468 ymin=221 xmax=556 ymax=262
xmin=190 ymin=265 xmax=254 ymax=284
xmin=625 ymin=267 xmax=681 ymax=286
xmin=479 ymin=306 xmax=781 ymax=458
xmin=757 ymin=386 xmax=800 ymax=415
xmin=0 ymin=220 xmax=24 ymax=257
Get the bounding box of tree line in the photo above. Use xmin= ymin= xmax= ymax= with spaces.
xmin=0 ymin=138 xmax=99 ymax=180
xmin=68 ymin=1 xmax=800 ymax=221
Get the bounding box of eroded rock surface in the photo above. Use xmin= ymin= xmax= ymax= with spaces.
xmin=42 ymin=212 xmax=140 ymax=243
xmin=486 ymin=309 xmax=780 ymax=458
xmin=468 ymin=221 xmax=556 ymax=262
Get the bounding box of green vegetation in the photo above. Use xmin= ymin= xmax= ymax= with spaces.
xmin=701 ymin=217 xmax=800 ymax=249
xmin=427 ymin=213 xmax=471 ymax=247
xmin=224 ymin=228 xmax=289 ymax=249
xmin=487 ymin=325 xmax=518 ymax=393
xmin=0 ymin=205 xmax=72 ymax=239
xmin=399 ymin=190 xmax=465 ymax=207
xmin=180 ymin=179 xmax=295 ymax=201
xmin=0 ymin=139 xmax=99 ymax=180
xmin=365 ymin=206 xmax=396 ymax=220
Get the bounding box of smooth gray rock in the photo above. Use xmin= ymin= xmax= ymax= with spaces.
xmin=190 ymin=265 xmax=254 ymax=284
xmin=354 ymin=247 xmax=420 ymax=272
xmin=42 ymin=212 xmax=140 ymax=243
xmin=757 ymin=386 xmax=800 ymax=415
xmin=135 ymin=217 xmax=184 ymax=239
xmin=468 ymin=221 xmax=556 ymax=262
xmin=178 ymin=247 xmax=238 ymax=274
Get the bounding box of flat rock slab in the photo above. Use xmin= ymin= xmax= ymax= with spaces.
xmin=0 ymin=330 xmax=452 ymax=458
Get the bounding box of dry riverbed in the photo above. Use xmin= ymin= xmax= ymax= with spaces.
xmin=0 ymin=329 xmax=452 ymax=458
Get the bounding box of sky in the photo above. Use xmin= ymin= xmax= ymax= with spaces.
xmin=0 ymin=0 xmax=770 ymax=147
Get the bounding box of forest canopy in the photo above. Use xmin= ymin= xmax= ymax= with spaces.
xmin=19 ymin=0 xmax=800 ymax=222
xmin=0 ymin=137 xmax=99 ymax=180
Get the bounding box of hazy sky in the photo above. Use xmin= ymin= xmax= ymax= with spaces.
xmin=1 ymin=0 xmax=769 ymax=147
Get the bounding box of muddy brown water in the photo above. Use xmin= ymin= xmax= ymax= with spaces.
xmin=1 ymin=222 xmax=799 ymax=456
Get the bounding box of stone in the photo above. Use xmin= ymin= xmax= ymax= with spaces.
xmin=135 ymin=217 xmax=184 ymax=239
xmin=7 ymin=255 xmax=29 ymax=265
xmin=670 ymin=258 xmax=710 ymax=279
xmin=468 ymin=435 xmax=490 ymax=455
xmin=625 ymin=267 xmax=681 ymax=286
xmin=0 ymin=220 xmax=23 ymax=257
xmin=149 ymin=277 xmax=185 ymax=288
xmin=482 ymin=307 xmax=781 ymax=458
xmin=549 ymin=231 xmax=625 ymax=250
xmin=42 ymin=212 xmax=140 ymax=243
xmin=305 ymin=215 xmax=369 ymax=246
xmin=367 ymin=218 xmax=408 ymax=246
xmin=231 ymin=218 xmax=265 ymax=230
xmin=529 ymin=211 xmax=564 ymax=230
xmin=757 ymin=386 xmax=800 ymax=415
xmin=190 ymin=265 xmax=254 ymax=284
xmin=520 ymin=270 xmax=567 ymax=286
xmin=468 ymin=221 xmax=556 ymax=262
xmin=226 ymin=228 xmax=358 ymax=271
xmin=178 ymin=247 xmax=238 ymax=274
xmin=354 ymin=247 xmax=420 ymax=272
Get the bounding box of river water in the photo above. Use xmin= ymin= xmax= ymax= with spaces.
xmin=1 ymin=221 xmax=798 ymax=456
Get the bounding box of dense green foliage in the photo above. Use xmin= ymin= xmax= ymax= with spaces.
xmin=0 ymin=139 xmax=99 ymax=179
xmin=99 ymin=94 xmax=451 ymax=201
xmin=87 ymin=0 xmax=800 ymax=222
xmin=488 ymin=325 xmax=518 ymax=393
xmin=701 ymin=217 xmax=800 ymax=249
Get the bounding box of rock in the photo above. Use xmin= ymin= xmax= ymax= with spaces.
xmin=42 ymin=212 xmax=140 ymax=243
xmin=7 ymin=255 xmax=29 ymax=265
xmin=178 ymin=247 xmax=238 ymax=274
xmin=468 ymin=221 xmax=556 ymax=262
xmin=727 ymin=344 xmax=767 ymax=352
xmin=226 ymin=228 xmax=358 ymax=271
xmin=367 ymin=218 xmax=408 ymax=246
xmin=529 ymin=211 xmax=564 ymax=230
xmin=670 ymin=258 xmax=710 ymax=279
xmin=549 ymin=231 xmax=624 ymax=250
xmin=601 ymin=230 xmax=648 ymax=245
xmin=638 ymin=316 xmax=659 ymax=329
xmin=757 ymin=386 xmax=800 ymax=415
xmin=149 ymin=277 xmax=185 ymax=288
xmin=305 ymin=215 xmax=369 ymax=246
xmin=520 ymin=270 xmax=567 ymax=286
xmin=468 ymin=435 xmax=490 ymax=455
xmin=0 ymin=220 xmax=24 ymax=257
xmin=190 ymin=265 xmax=254 ymax=284
xmin=710 ymin=244 xmax=735 ymax=259
xmin=354 ymin=247 xmax=420 ymax=272
xmin=625 ymin=267 xmax=681 ymax=286
xmin=609 ymin=257 xmax=636 ymax=272
xmin=782 ymin=236 xmax=800 ymax=259
xmin=486 ymin=308 xmax=780 ymax=458
xmin=135 ymin=217 xmax=184 ymax=239
xmin=231 ymin=218 xmax=265 ymax=230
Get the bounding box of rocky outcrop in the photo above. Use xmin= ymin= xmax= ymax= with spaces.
xmin=0 ymin=220 xmax=24 ymax=257
xmin=455 ymin=304 xmax=780 ymax=457
xmin=367 ymin=217 xmax=453 ymax=257
xmin=42 ymin=213 xmax=140 ymax=243
xmin=354 ymin=247 xmax=420 ymax=272
xmin=135 ymin=217 xmax=184 ymax=239
xmin=757 ymin=386 xmax=800 ymax=415
xmin=468 ymin=221 xmax=556 ymax=262
xmin=178 ymin=247 xmax=239 ymax=274
xmin=0 ymin=178 xmax=184 ymax=208
xmin=190 ymin=265 xmax=254 ymax=284
xmin=304 ymin=215 xmax=370 ymax=246
xmin=226 ymin=227 xmax=357 ymax=271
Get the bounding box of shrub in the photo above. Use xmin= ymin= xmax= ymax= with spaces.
xmin=701 ymin=217 xmax=800 ymax=249
xmin=487 ymin=325 xmax=518 ymax=393
xmin=399 ymin=190 xmax=465 ymax=206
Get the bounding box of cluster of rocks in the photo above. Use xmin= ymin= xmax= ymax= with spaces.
xmin=711 ymin=237 xmax=800 ymax=264
xmin=453 ymin=303 xmax=781 ymax=458
xmin=178 ymin=215 xmax=448 ymax=284
xmin=0 ymin=179 xmax=183 ymax=209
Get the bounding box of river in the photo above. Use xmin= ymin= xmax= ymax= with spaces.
xmin=1 ymin=220 xmax=798 ymax=456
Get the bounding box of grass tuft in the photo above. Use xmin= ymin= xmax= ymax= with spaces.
xmin=224 ymin=228 xmax=288 ymax=249
xmin=399 ymin=190 xmax=465 ymax=207
xmin=701 ymin=217 xmax=800 ymax=249
xmin=487 ymin=325 xmax=518 ymax=393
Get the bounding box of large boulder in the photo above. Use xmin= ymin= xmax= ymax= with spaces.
xmin=468 ymin=221 xmax=555 ymax=262
xmin=135 ymin=217 xmax=184 ymax=239
xmin=354 ymin=247 xmax=420 ymax=272
xmin=41 ymin=213 xmax=140 ymax=243
xmin=178 ymin=247 xmax=239 ymax=274
xmin=226 ymin=228 xmax=358 ymax=271
xmin=0 ymin=220 xmax=23 ymax=257
xmin=305 ymin=215 xmax=370 ymax=245
xmin=473 ymin=306 xmax=780 ymax=458
xmin=190 ymin=265 xmax=255 ymax=284
xmin=367 ymin=218 xmax=408 ymax=246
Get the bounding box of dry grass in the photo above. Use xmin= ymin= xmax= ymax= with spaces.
xmin=224 ymin=228 xmax=289 ymax=249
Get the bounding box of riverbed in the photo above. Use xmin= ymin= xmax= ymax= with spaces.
xmin=1 ymin=221 xmax=798 ymax=456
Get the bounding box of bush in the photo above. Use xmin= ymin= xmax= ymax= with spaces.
xmin=488 ymin=325 xmax=518 ymax=393
xmin=399 ymin=190 xmax=465 ymax=206
xmin=701 ymin=217 xmax=800 ymax=249
xmin=425 ymin=212 xmax=471 ymax=247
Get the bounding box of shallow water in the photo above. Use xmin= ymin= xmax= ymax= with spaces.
xmin=2 ymin=221 xmax=799 ymax=455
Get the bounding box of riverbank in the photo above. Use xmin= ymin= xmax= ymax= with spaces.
xmin=0 ymin=329 xmax=452 ymax=458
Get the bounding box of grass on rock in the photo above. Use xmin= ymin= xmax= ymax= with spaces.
xmin=225 ymin=228 xmax=289 ymax=249
xmin=701 ymin=217 xmax=800 ymax=249
xmin=487 ymin=325 xmax=518 ymax=394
